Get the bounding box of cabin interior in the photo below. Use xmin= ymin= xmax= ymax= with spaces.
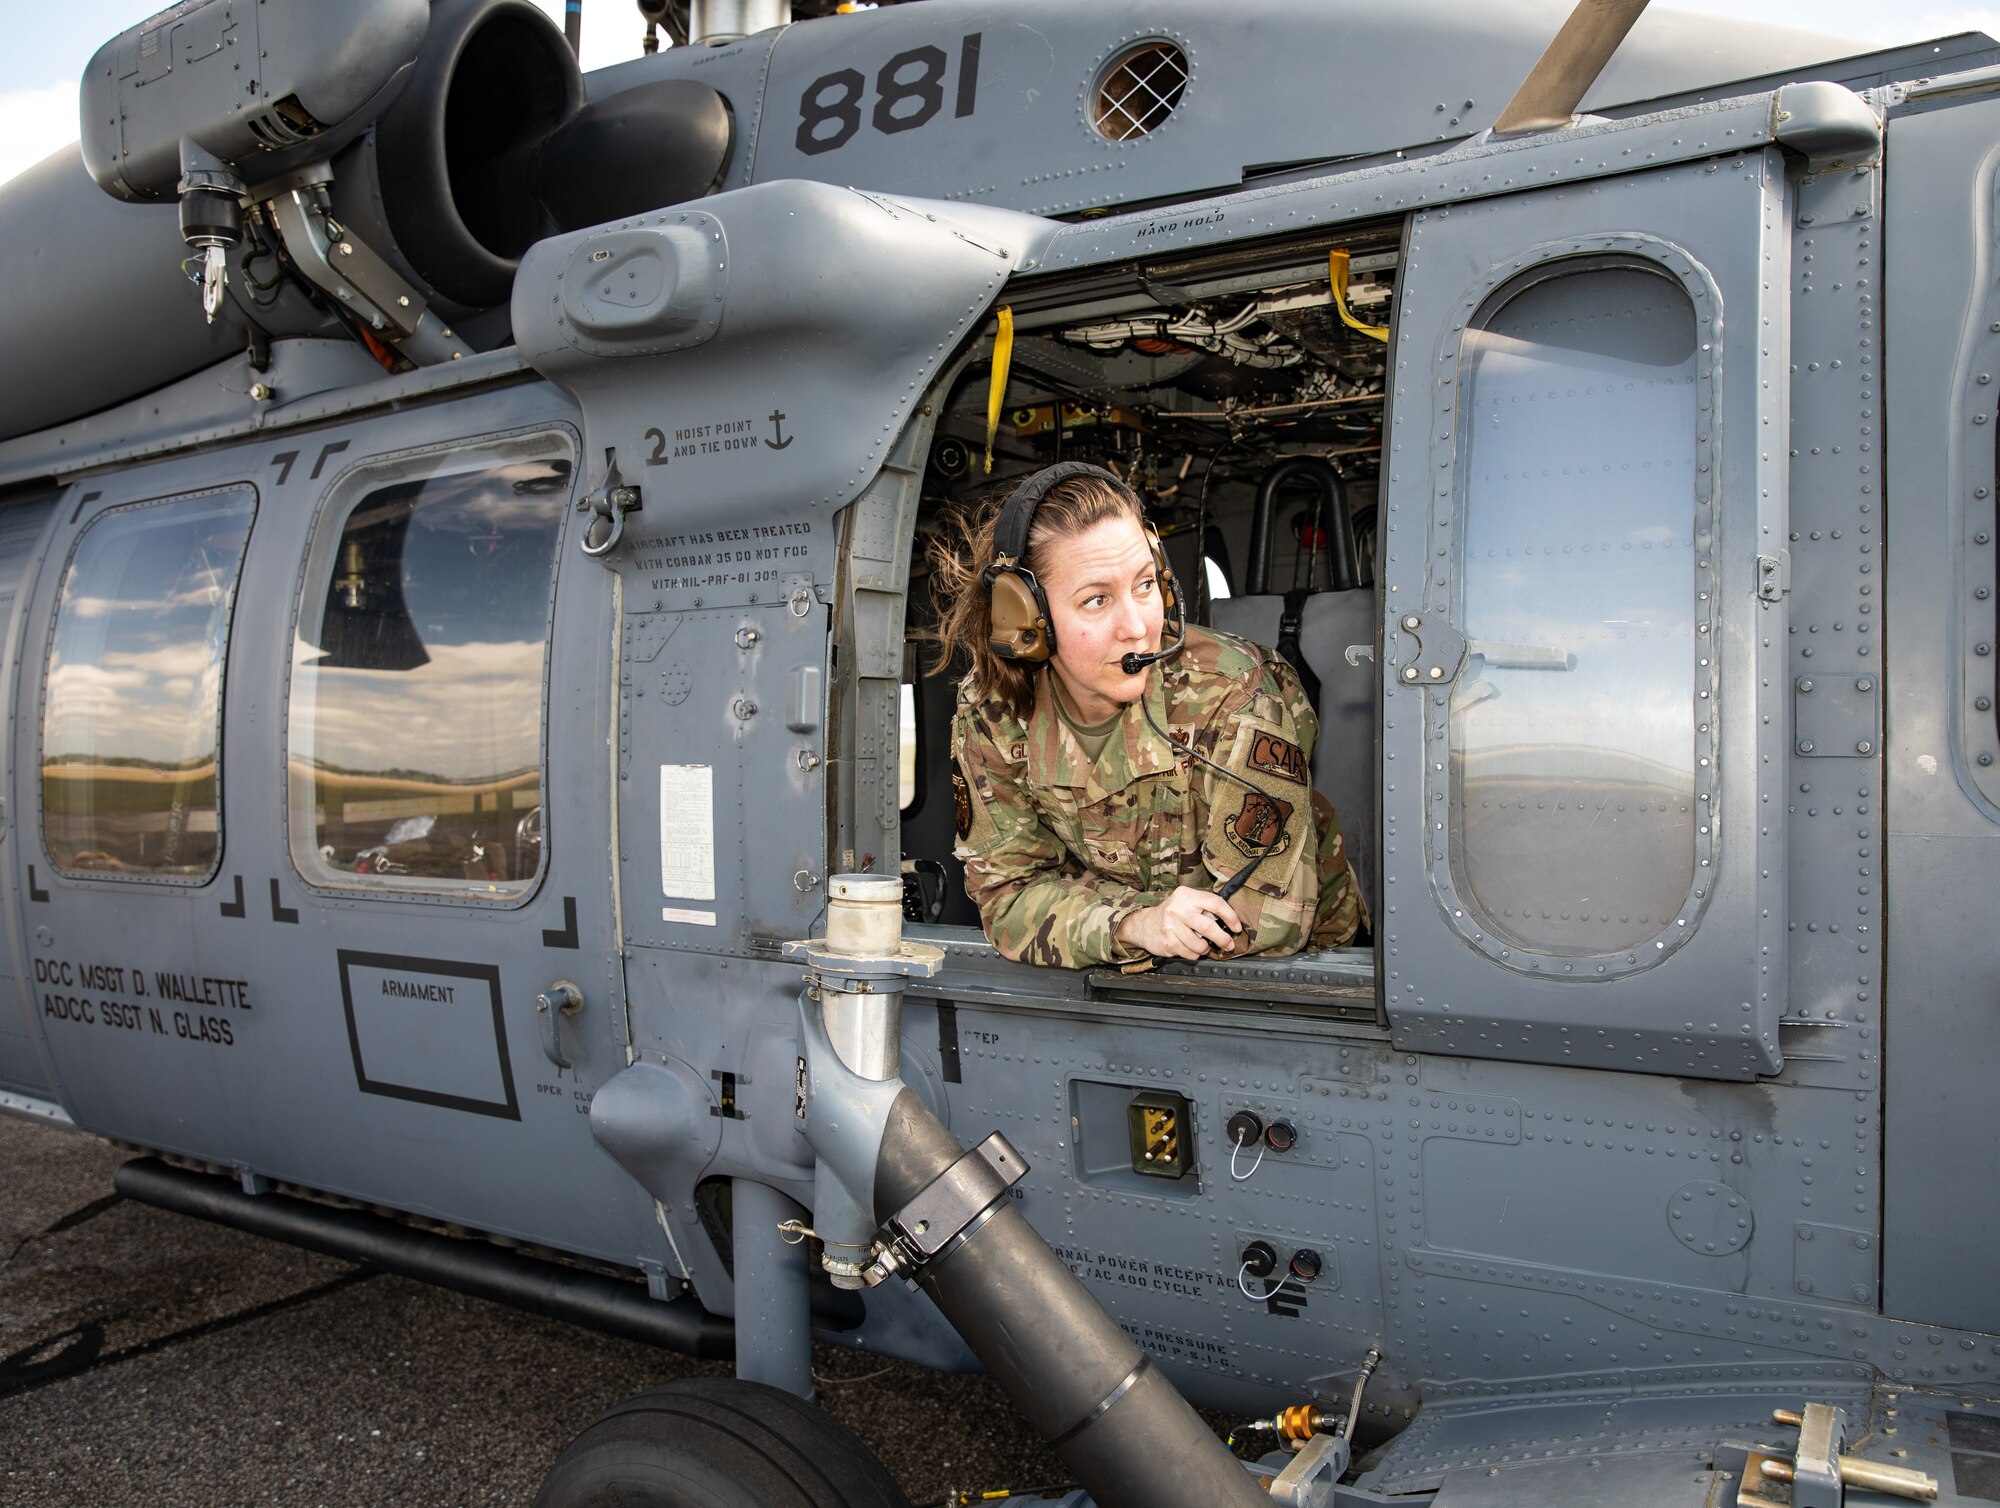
xmin=900 ymin=223 xmax=1400 ymax=953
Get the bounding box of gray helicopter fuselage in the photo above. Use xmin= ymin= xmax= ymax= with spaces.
xmin=4 ymin=0 xmax=2000 ymax=1499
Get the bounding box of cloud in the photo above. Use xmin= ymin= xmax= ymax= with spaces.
xmin=0 ymin=80 xmax=80 ymax=191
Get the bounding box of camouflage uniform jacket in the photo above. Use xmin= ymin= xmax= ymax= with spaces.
xmin=951 ymin=625 xmax=1364 ymax=967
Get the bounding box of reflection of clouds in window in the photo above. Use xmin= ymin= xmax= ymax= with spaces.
xmin=295 ymin=639 xmax=546 ymax=780
xmin=41 ymin=491 xmax=252 ymax=878
xmin=1453 ymin=596 xmax=1692 ymax=767
xmin=45 ymin=512 xmax=246 ymax=763
xmin=45 ymin=649 xmax=226 ymax=762
xmin=63 ymin=571 xmax=234 ymax=619
xmin=1449 ymin=265 xmax=1698 ymax=955
xmin=413 ymin=470 xmax=568 ymax=536
xmin=288 ymin=443 xmax=569 ymax=895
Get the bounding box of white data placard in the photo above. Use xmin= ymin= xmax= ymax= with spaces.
xmin=659 ymin=764 xmax=716 ymax=900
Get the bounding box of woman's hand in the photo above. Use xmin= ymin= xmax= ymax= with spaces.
xmin=1117 ymin=886 xmax=1245 ymax=960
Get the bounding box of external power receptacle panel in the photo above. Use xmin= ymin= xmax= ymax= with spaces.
xmin=1127 ymin=1090 xmax=1194 ymax=1180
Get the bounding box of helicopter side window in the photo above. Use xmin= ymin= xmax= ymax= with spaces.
xmin=1445 ymin=262 xmax=1702 ymax=957
xmin=287 ymin=434 xmax=571 ymax=899
xmin=41 ymin=489 xmax=255 ymax=880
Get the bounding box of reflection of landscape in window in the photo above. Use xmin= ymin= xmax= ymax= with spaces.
xmin=1449 ymin=266 xmax=1698 ymax=956
xmin=42 ymin=492 xmax=253 ymax=877
xmin=289 ymin=446 xmax=568 ymax=894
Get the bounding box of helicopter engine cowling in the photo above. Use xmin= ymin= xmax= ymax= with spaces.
xmin=325 ymin=0 xmax=732 ymax=314
xmin=0 ymin=0 xmax=732 ymax=443
xmin=324 ymin=0 xmax=585 ymax=315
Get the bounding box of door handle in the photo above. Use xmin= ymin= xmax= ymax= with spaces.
xmin=536 ymin=980 xmax=584 ymax=1069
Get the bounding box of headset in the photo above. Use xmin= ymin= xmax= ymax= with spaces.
xmin=980 ymin=461 xmax=1185 ymax=670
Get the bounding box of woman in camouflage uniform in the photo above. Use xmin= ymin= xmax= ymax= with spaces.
xmin=931 ymin=464 xmax=1364 ymax=968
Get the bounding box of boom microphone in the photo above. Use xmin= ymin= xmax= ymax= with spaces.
xmin=1121 ymin=617 xmax=1188 ymax=675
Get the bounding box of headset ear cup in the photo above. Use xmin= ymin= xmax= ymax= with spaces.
xmin=1148 ymin=530 xmax=1180 ymax=621
xmin=988 ymin=568 xmax=1054 ymax=662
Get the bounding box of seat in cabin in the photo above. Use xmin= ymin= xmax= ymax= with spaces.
xmin=1205 ymin=456 xmax=1376 ymax=900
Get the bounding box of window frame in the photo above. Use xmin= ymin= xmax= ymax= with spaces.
xmin=1423 ymin=246 xmax=1723 ymax=979
xmin=36 ymin=484 xmax=258 ymax=888
xmin=281 ymin=426 xmax=576 ymax=908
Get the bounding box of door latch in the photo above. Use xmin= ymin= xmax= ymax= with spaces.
xmin=1757 ymin=551 xmax=1791 ymax=603
xmin=1388 ymin=612 xmax=1467 ymax=686
xmin=536 ymin=980 xmax=584 ymax=1069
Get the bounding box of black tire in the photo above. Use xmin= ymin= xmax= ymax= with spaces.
xmin=534 ymin=1377 xmax=910 ymax=1508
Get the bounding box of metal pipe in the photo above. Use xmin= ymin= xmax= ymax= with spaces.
xmin=1760 ymin=1454 xmax=1939 ymax=1501
xmin=689 ymin=0 xmax=789 ymax=44
xmin=1247 ymin=457 xmax=1357 ymax=594
xmin=873 ymin=1091 xmax=1268 ymax=1508
xmin=115 ymin=1158 xmax=733 ymax=1358
xmin=731 ymin=1179 xmax=814 ymax=1399
xmin=822 ymin=983 xmax=903 ymax=1081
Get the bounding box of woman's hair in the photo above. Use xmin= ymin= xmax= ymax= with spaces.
xmin=927 ymin=472 xmax=1145 ymax=721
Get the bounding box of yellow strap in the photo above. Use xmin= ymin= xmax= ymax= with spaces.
xmin=983 ymin=305 xmax=1015 ymax=474
xmin=1328 ymin=250 xmax=1389 ymax=344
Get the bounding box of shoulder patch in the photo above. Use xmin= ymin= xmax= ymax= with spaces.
xmin=952 ymin=765 xmax=973 ymax=840
xmin=1226 ymin=790 xmax=1294 ymax=857
xmin=1246 ymin=730 xmax=1309 ymax=785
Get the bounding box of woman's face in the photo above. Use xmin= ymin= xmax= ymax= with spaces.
xmin=1038 ymin=513 xmax=1164 ymax=724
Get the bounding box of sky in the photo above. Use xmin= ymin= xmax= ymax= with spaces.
xmin=7 ymin=0 xmax=2000 ymax=189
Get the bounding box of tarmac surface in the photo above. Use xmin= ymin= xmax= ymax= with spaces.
xmin=0 ymin=1114 xmax=1082 ymax=1507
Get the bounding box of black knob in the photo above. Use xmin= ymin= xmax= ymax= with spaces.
xmin=1264 ymin=1120 xmax=1298 ymax=1153
xmin=1240 ymin=1240 xmax=1279 ymax=1279
xmin=1289 ymin=1248 xmax=1323 ymax=1282
xmin=1227 ymin=1110 xmax=1265 ymax=1148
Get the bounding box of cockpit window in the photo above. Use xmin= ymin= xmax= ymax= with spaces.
xmin=41 ymin=488 xmax=254 ymax=880
xmin=288 ymin=433 xmax=571 ymax=899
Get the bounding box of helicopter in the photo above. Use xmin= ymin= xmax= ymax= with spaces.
xmin=2 ymin=0 xmax=1999 ymax=1502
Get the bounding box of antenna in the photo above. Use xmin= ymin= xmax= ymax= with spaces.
xmin=1491 ymin=0 xmax=1651 ymax=136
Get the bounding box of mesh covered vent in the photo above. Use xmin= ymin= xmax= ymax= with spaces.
xmin=1093 ymin=41 xmax=1189 ymax=141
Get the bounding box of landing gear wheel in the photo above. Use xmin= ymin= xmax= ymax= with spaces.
xmin=533 ymin=1377 xmax=910 ymax=1508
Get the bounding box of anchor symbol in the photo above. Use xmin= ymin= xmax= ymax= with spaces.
xmin=765 ymin=410 xmax=794 ymax=451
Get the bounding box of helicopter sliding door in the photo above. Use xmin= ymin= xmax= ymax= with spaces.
xmin=258 ymin=399 xmax=656 ymax=1264
xmin=1377 ymin=152 xmax=1790 ymax=1081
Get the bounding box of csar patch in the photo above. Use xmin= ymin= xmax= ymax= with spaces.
xmin=952 ymin=765 xmax=973 ymax=840
xmin=1246 ymin=730 xmax=1308 ymax=784
xmin=1227 ymin=791 xmax=1293 ymax=856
